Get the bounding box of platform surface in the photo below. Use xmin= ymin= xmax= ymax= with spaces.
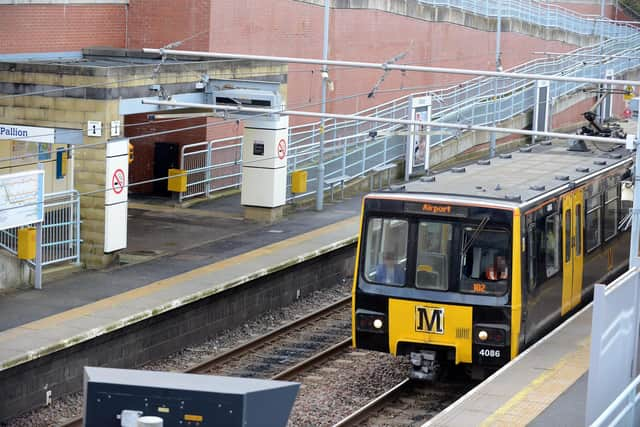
xmin=425 ymin=304 xmax=592 ymax=427
xmin=0 ymin=194 xmax=362 ymax=371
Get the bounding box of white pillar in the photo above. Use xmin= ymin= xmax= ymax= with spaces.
xmin=241 ymin=115 xmax=289 ymax=211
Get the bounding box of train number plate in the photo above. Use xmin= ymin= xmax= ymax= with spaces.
xmin=415 ymin=306 xmax=444 ymax=334
xmin=479 ymin=348 xmax=501 ymax=358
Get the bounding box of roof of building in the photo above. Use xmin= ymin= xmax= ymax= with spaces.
xmin=401 ymin=140 xmax=632 ymax=204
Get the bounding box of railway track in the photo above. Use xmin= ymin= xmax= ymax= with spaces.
xmin=333 ymin=377 xmax=473 ymax=427
xmin=58 ymin=296 xmax=352 ymax=427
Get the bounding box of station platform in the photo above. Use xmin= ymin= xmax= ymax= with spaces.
xmin=426 ymin=303 xmax=593 ymax=427
xmin=0 ymin=193 xmax=361 ymax=372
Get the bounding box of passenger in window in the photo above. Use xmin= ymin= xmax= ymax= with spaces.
xmin=485 ymin=254 xmax=508 ymax=281
xmin=375 ymin=252 xmax=405 ymax=285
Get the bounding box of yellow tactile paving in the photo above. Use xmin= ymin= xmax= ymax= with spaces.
xmin=480 ymin=337 xmax=591 ymax=427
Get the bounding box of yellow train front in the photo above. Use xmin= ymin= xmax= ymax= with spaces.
xmin=352 ymin=142 xmax=632 ymax=380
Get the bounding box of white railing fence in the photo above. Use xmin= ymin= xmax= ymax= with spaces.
xmin=0 ymin=190 xmax=81 ymax=267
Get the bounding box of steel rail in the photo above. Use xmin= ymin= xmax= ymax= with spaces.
xmin=57 ymin=296 xmax=352 ymax=427
xmin=188 ymin=296 xmax=350 ymax=373
xmin=332 ymin=378 xmax=412 ymax=427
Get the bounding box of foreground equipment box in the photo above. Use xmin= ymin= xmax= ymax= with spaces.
xmin=83 ymin=367 xmax=299 ymax=427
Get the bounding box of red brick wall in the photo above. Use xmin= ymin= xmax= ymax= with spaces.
xmin=126 ymin=0 xmax=210 ymax=50
xmin=0 ymin=4 xmax=126 ymax=53
xmin=210 ymin=0 xmax=577 ymax=128
xmin=124 ymin=113 xmax=208 ymax=194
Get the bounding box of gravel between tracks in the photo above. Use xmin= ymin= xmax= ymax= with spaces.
xmin=3 ymin=280 xmax=354 ymax=427
xmin=288 ymin=350 xmax=411 ymax=426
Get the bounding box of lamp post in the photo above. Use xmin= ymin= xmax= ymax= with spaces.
xmin=316 ymin=0 xmax=330 ymax=211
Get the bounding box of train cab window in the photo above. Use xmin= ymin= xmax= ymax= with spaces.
xmin=586 ymin=195 xmax=602 ymax=252
xmin=545 ymin=214 xmax=560 ymax=277
xmin=363 ymin=218 xmax=408 ymax=286
xmin=414 ymin=222 xmax=452 ymax=290
xmin=604 ymin=186 xmax=618 ymax=241
xmin=460 ymin=227 xmax=509 ymax=296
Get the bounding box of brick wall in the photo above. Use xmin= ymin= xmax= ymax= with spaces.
xmin=209 ymin=0 xmax=579 ymax=130
xmin=126 ymin=0 xmax=211 ymax=50
xmin=0 ymin=4 xmax=126 ymax=53
xmin=124 ymin=113 xmax=208 ymax=194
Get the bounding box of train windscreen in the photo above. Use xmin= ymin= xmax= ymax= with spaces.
xmin=361 ymin=214 xmax=511 ymax=297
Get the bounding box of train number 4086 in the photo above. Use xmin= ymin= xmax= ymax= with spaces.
xmin=479 ymin=349 xmax=501 ymax=358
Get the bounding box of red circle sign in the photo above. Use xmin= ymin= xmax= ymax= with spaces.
xmin=112 ymin=168 xmax=125 ymax=194
xmin=624 ymin=108 xmax=632 ymax=119
xmin=277 ymin=138 xmax=287 ymax=160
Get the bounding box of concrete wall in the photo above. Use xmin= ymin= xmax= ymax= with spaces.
xmin=0 ymin=244 xmax=355 ymax=422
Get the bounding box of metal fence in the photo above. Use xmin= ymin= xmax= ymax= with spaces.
xmin=176 ymin=1 xmax=640 ymax=202
xmin=587 ymin=268 xmax=640 ymax=426
xmin=418 ymin=0 xmax=638 ymax=38
xmin=179 ymin=136 xmax=243 ymax=202
xmin=0 ymin=190 xmax=81 ymax=267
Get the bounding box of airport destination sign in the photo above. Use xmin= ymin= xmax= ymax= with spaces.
xmin=0 ymin=124 xmax=55 ymax=144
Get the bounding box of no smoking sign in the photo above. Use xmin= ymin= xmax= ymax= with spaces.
xmin=277 ymin=139 xmax=287 ymax=160
xmin=112 ymin=168 xmax=126 ymax=194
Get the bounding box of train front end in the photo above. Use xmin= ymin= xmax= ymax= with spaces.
xmin=352 ymin=195 xmax=520 ymax=380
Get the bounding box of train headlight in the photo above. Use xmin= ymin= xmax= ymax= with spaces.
xmin=473 ymin=324 xmax=510 ymax=346
xmin=356 ymin=311 xmax=386 ymax=334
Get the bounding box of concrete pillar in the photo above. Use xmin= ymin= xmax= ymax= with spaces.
xmin=241 ymin=115 xmax=289 ymax=222
xmin=74 ymin=100 xmax=122 ymax=268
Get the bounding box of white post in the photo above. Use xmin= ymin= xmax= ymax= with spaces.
xmin=35 ymin=222 xmax=42 ymax=290
xmin=630 ymin=117 xmax=640 ymax=268
xmin=425 ymin=95 xmax=432 ymax=174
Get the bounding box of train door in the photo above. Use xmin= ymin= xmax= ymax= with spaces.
xmin=561 ymin=188 xmax=584 ymax=315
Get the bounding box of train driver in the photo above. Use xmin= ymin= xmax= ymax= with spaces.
xmin=485 ymin=254 xmax=509 ymax=281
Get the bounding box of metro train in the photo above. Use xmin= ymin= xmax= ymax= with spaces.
xmin=351 ymin=141 xmax=632 ymax=380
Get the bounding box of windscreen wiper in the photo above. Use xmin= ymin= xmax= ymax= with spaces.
xmin=462 ymin=216 xmax=490 ymax=254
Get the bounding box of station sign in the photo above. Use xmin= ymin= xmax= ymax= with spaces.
xmin=0 ymin=124 xmax=55 ymax=144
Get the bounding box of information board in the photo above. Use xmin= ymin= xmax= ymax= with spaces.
xmin=0 ymin=170 xmax=45 ymax=230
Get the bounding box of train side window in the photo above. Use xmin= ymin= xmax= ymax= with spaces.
xmin=564 ymin=210 xmax=571 ymax=263
xmin=363 ymin=218 xmax=408 ymax=286
xmin=544 ymin=214 xmax=560 ymax=278
xmin=586 ymin=195 xmax=602 ymax=252
xmin=527 ymin=223 xmax=537 ymax=292
xmin=604 ymin=186 xmax=618 ymax=241
xmin=575 ymin=204 xmax=582 ymax=255
xmin=414 ymin=222 xmax=452 ymax=291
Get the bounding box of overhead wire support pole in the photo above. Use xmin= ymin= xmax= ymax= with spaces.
xmin=317 ymin=0 xmax=330 ymax=211
xmin=143 ymin=48 xmax=640 ymax=87
xmin=490 ymin=0 xmax=502 ymax=159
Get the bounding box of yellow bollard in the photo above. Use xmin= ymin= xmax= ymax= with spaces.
xmin=18 ymin=227 xmax=36 ymax=260
xmin=291 ymin=170 xmax=308 ymax=194
xmin=168 ymin=169 xmax=187 ymax=192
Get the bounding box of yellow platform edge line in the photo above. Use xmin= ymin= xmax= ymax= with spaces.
xmin=0 ymin=216 xmax=359 ymax=370
xmin=480 ymin=337 xmax=591 ymax=427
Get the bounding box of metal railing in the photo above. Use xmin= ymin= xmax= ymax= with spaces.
xmin=176 ymin=1 xmax=640 ymax=202
xmin=0 ymin=190 xmax=81 ymax=267
xmin=418 ymin=0 xmax=638 ymax=38
xmin=179 ymin=136 xmax=243 ymax=202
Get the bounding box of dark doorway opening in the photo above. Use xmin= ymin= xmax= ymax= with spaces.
xmin=154 ymin=142 xmax=179 ymax=196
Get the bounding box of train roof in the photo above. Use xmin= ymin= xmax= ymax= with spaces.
xmin=393 ymin=141 xmax=632 ymax=207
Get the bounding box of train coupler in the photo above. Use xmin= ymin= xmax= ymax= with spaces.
xmin=409 ymin=350 xmax=440 ymax=381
